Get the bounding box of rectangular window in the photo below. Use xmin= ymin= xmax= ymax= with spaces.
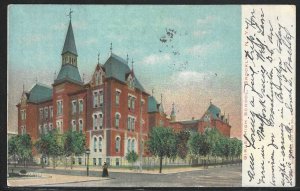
xmin=93 ymin=91 xmax=98 ymax=108
xmin=127 ymin=117 xmax=130 ymax=130
xmin=116 ymin=158 xmax=120 ymax=166
xmin=79 ymin=119 xmax=83 ymax=132
xmin=99 ymin=91 xmax=103 ymax=106
xmin=44 ymin=124 xmax=48 ymax=134
xmin=39 ymin=108 xmax=43 ymax=120
xmin=93 ymin=158 xmax=96 ymax=166
xmin=49 ymin=106 xmax=53 ymax=119
xmin=115 ymin=114 xmax=120 ymax=128
xmin=21 ymin=110 xmax=26 ymax=120
xmin=56 ymin=120 xmax=63 ymax=133
xmin=39 ymin=125 xmax=43 ymax=135
xmin=72 ymin=100 xmax=77 ymax=114
xmin=131 ymin=118 xmax=135 ymax=131
xmin=93 ymin=114 xmax=98 ymax=130
xmin=93 ymin=137 xmax=97 ymax=152
xmin=116 ymin=91 xmax=120 ymax=105
xmin=72 ymin=120 xmax=76 ymax=131
xmin=99 ymin=137 xmax=102 ymax=152
xmin=106 ymin=158 xmax=110 ymax=165
xmin=131 ymin=98 xmax=135 ymax=110
xmin=128 ymin=96 xmax=131 ymax=108
xmin=44 ymin=107 xmax=48 ymax=120
xmin=99 ymin=114 xmax=103 ymax=129
xmin=57 ymin=100 xmax=63 ymax=116
xmin=98 ymin=158 xmax=102 ymax=166
xmin=49 ymin=123 xmax=53 ymax=131
xmin=79 ymin=99 xmax=83 ymax=113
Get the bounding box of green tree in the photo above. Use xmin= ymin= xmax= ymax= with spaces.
xmin=35 ymin=129 xmax=63 ymax=169
xmin=8 ymin=136 xmax=19 ymax=167
xmin=148 ymin=127 xmax=177 ymax=173
xmin=126 ymin=151 xmax=138 ymax=168
xmin=63 ymin=130 xmax=86 ymax=169
xmin=204 ymin=128 xmax=221 ymax=158
xmin=219 ymin=136 xmax=230 ymax=160
xmin=188 ymin=132 xmax=211 ymax=164
xmin=17 ymin=134 xmax=32 ymax=167
xmin=175 ymin=130 xmax=190 ymax=159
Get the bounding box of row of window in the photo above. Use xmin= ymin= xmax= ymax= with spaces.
xmin=93 ymin=136 xmax=103 ymax=152
xmin=93 ymin=113 xmax=103 ymax=130
xmin=38 ymin=123 xmax=53 ymax=135
xmin=93 ymin=90 xmax=103 ymax=108
xmin=71 ymin=99 xmax=84 ymax=114
xmin=20 ymin=126 xmax=26 ymax=135
xmin=39 ymin=106 xmax=53 ymax=121
xmin=93 ymin=136 xmax=136 ymax=153
xmin=72 ymin=119 xmax=84 ymax=132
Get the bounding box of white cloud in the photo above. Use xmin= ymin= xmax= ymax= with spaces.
xmin=185 ymin=41 xmax=222 ymax=56
xmin=82 ymin=37 xmax=97 ymax=45
xmin=141 ymin=54 xmax=171 ymax=65
xmin=20 ymin=34 xmax=46 ymax=45
xmin=196 ymin=16 xmax=216 ymax=25
xmin=193 ymin=30 xmax=208 ymax=37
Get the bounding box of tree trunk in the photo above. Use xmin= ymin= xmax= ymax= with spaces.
xmin=71 ymin=155 xmax=73 ymax=169
xmin=159 ymin=156 xmax=163 ymax=173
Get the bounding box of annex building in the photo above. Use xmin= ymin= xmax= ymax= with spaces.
xmin=17 ymin=17 xmax=231 ymax=166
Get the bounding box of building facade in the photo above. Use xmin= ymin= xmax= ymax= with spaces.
xmin=16 ymin=17 xmax=231 ymax=166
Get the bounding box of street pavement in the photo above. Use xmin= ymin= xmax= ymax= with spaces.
xmin=41 ymin=165 xmax=241 ymax=187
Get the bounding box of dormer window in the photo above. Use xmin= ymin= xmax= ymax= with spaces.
xmin=127 ymin=75 xmax=134 ymax=89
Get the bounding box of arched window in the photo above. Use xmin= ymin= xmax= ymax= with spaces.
xmin=115 ymin=137 xmax=120 ymax=152
xmin=131 ymin=139 xmax=135 ymax=152
xmin=99 ymin=137 xmax=102 ymax=152
xmin=93 ymin=137 xmax=97 ymax=152
xmin=99 ymin=113 xmax=103 ymax=129
xmin=115 ymin=113 xmax=120 ymax=128
xmin=127 ymin=139 xmax=131 ymax=152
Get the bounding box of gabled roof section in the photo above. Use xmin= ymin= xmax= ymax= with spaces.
xmin=55 ymin=64 xmax=82 ymax=85
xmin=62 ymin=20 xmax=77 ymax=56
xmin=103 ymin=53 xmax=145 ymax=91
xmin=206 ymin=103 xmax=221 ymax=119
xmin=148 ymin=96 xmax=159 ymax=112
xmin=27 ymin=83 xmax=52 ymax=103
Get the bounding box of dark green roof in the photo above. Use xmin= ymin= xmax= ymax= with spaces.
xmin=103 ymin=53 xmax=145 ymax=91
xmin=207 ymin=103 xmax=221 ymax=119
xmin=27 ymin=83 xmax=52 ymax=103
xmin=55 ymin=64 xmax=82 ymax=85
xmin=148 ymin=96 xmax=159 ymax=112
xmin=62 ymin=20 xmax=77 ymax=56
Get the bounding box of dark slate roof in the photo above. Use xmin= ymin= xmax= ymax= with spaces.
xmin=178 ymin=120 xmax=199 ymax=125
xmin=27 ymin=83 xmax=52 ymax=103
xmin=62 ymin=20 xmax=77 ymax=56
xmin=55 ymin=64 xmax=82 ymax=85
xmin=207 ymin=103 xmax=221 ymax=119
xmin=103 ymin=53 xmax=145 ymax=91
xmin=148 ymin=96 xmax=159 ymax=112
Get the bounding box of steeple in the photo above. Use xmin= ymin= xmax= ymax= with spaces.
xmin=61 ymin=12 xmax=78 ymax=67
xmin=54 ymin=10 xmax=82 ymax=85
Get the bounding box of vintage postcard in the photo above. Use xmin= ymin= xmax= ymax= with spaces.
xmin=6 ymin=4 xmax=295 ymax=188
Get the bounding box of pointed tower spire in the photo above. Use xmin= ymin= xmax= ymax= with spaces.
xmin=62 ymin=20 xmax=78 ymax=56
xmin=131 ymin=58 xmax=135 ymax=77
xmin=126 ymin=54 xmax=129 ymax=64
xmin=97 ymin=52 xmax=100 ymax=64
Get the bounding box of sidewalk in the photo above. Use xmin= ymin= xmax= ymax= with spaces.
xmin=8 ymin=174 xmax=109 ymax=187
xmin=42 ymin=165 xmax=207 ymax=175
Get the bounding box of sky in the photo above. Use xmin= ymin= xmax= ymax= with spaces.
xmin=8 ymin=5 xmax=242 ymax=138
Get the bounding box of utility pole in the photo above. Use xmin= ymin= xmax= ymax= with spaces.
xmin=139 ymin=90 xmax=143 ymax=172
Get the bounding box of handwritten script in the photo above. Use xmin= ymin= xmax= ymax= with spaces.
xmin=242 ymin=5 xmax=295 ymax=187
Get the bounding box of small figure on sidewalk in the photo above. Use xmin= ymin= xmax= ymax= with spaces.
xmin=102 ymin=162 xmax=109 ymax=177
